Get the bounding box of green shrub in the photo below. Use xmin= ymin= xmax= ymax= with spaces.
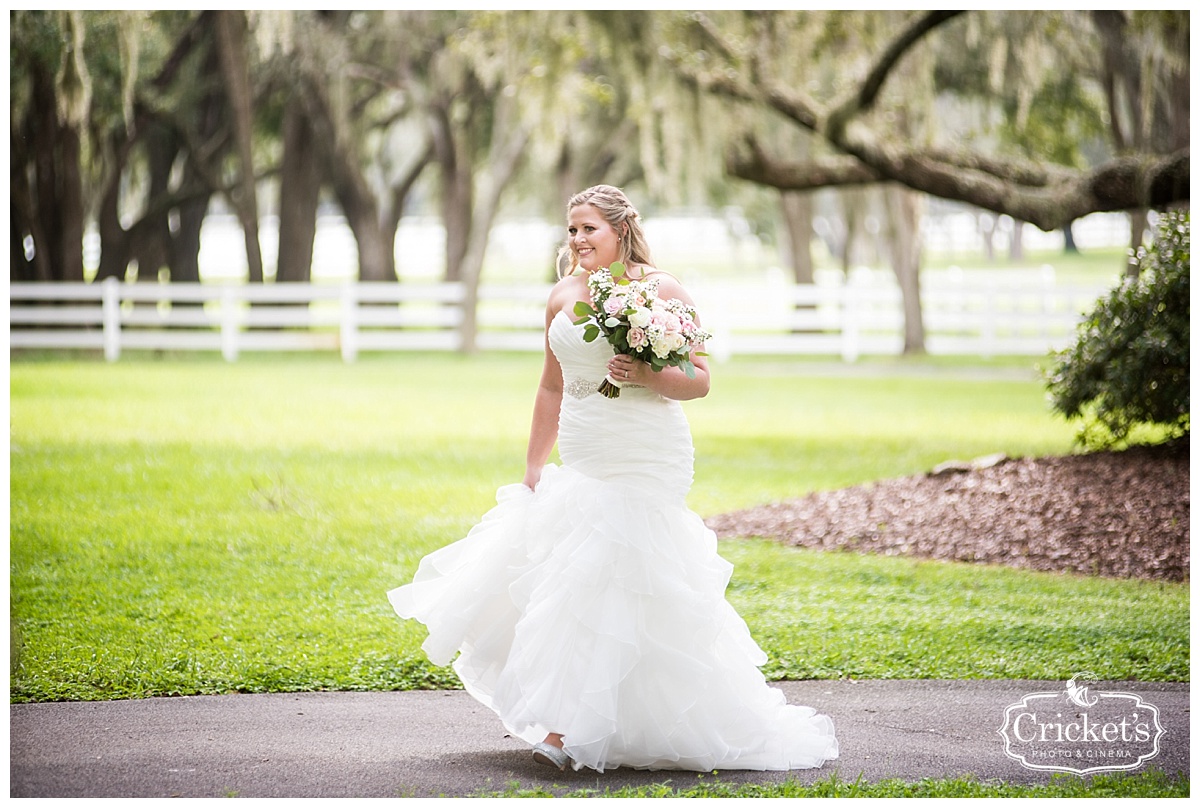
xmin=1045 ymin=210 xmax=1189 ymax=447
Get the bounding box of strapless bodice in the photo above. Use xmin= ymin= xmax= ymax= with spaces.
xmin=548 ymin=310 xmax=693 ymax=501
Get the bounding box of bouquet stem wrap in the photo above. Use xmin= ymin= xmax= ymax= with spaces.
xmin=597 ymin=375 xmax=624 ymax=399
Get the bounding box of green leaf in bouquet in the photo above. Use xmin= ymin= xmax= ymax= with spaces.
xmin=609 ymin=261 xmax=627 ymax=281
xmin=573 ymin=300 xmax=596 ymax=321
xmin=681 ymin=359 xmax=696 ymax=379
xmin=583 ymin=325 xmax=600 ymax=342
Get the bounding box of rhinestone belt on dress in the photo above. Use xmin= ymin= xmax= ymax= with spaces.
xmin=565 ymin=378 xmax=644 ymax=399
xmin=565 ymin=378 xmax=597 ymax=399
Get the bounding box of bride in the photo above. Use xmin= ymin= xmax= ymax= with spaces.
xmin=389 ymin=185 xmax=838 ymax=773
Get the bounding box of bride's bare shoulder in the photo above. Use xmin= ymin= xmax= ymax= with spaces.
xmin=633 ymin=266 xmax=692 ymax=302
xmin=546 ymin=272 xmax=588 ymax=315
xmin=629 ymin=264 xmax=681 ymax=284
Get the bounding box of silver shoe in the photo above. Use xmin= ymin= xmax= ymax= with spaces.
xmin=532 ymin=741 xmax=570 ymax=771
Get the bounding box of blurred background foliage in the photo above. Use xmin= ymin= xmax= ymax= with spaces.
xmin=9 ymin=10 xmax=1190 ymax=419
xmin=10 ymin=9 xmax=1188 ymax=286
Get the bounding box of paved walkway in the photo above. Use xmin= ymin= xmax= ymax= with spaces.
xmin=11 ymin=680 xmax=1188 ymax=798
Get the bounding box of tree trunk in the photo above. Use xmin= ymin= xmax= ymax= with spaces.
xmin=431 ymin=103 xmax=473 ymax=283
xmin=383 ymin=141 xmax=434 ymax=280
xmin=95 ymin=151 xmax=131 ymax=282
xmin=56 ymin=123 xmax=86 ymax=282
xmin=442 ymin=166 xmax=472 ymax=283
xmin=276 ymin=97 xmax=322 ymax=283
xmin=1127 ymin=209 xmax=1149 ymax=277
xmin=779 ymin=189 xmax=819 ymax=335
xmin=885 ymin=184 xmax=926 ymax=355
xmin=10 ymin=126 xmax=47 ymax=281
xmin=979 ymin=213 xmax=997 ymax=262
xmin=839 ymin=188 xmax=866 ymax=275
xmin=11 ymin=207 xmax=33 ymax=282
xmin=30 ymin=61 xmax=86 ymax=282
xmin=123 ymin=123 xmax=178 ymax=284
xmin=458 ymin=169 xmax=529 ymax=350
xmin=456 ymin=113 xmax=530 ymax=353
xmin=213 ymin=10 xmax=264 ymax=283
xmin=1063 ymin=220 xmax=1079 ymax=253
xmin=779 ymin=190 xmax=815 ymax=284
xmin=90 ymin=13 xmax=222 ymax=286
xmin=1009 ymin=218 xmax=1025 ymax=262
xmin=302 ymin=71 xmax=396 ymax=283
xmin=168 ymin=80 xmax=223 ymax=285
xmin=169 ymin=193 xmax=209 ymax=284
xmin=328 ymin=164 xmax=393 ymax=282
xmin=1130 ymin=211 xmax=1149 ymax=247
xmin=32 ymin=64 xmax=62 ymax=279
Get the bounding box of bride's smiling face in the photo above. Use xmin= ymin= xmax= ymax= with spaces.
xmin=567 ymin=204 xmax=622 ymax=273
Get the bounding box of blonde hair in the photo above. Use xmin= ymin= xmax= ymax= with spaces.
xmin=556 ymin=185 xmax=654 ymax=278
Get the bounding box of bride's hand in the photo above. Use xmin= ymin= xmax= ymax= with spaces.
xmin=607 ymin=354 xmax=646 ymax=385
xmin=522 ymin=468 xmax=542 ymax=491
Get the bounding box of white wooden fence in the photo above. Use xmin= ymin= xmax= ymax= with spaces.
xmin=10 ymin=268 xmax=1110 ymax=362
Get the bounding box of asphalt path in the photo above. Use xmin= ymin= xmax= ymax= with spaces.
xmin=11 ymin=680 xmax=1188 ymax=798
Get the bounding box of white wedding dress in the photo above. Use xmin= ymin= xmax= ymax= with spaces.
xmin=388 ymin=310 xmax=838 ymax=772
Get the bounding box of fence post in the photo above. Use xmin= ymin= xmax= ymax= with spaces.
xmin=220 ymin=285 xmax=239 ymax=362
xmin=340 ymin=282 xmax=358 ymax=363
xmin=840 ymin=272 xmax=859 ymax=363
xmin=981 ymin=279 xmax=997 ymax=359
xmin=1040 ymin=264 xmax=1056 ymax=343
xmin=101 ymin=276 xmax=121 ymax=362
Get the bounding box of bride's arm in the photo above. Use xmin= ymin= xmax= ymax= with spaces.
xmin=522 ymin=302 xmax=565 ymax=490
xmin=610 ymin=349 xmax=711 ymax=401
xmin=607 ymin=275 xmax=711 ymax=401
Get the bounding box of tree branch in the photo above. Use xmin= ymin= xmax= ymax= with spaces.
xmin=730 ymin=136 xmax=1188 ymax=231
xmin=151 ymin=11 xmax=212 ymax=90
xmin=690 ymin=11 xmax=742 ymax=64
xmin=727 ymin=136 xmax=880 ymax=189
xmin=827 ymin=10 xmax=964 ymax=139
xmin=676 ymin=10 xmax=1190 ymax=229
xmin=920 ymin=147 xmax=1077 ymax=187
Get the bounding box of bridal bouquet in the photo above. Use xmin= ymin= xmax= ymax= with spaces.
xmin=572 ymin=262 xmax=711 ymax=398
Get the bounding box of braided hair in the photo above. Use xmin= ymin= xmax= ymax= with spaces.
xmin=557 ymin=185 xmax=654 ymax=278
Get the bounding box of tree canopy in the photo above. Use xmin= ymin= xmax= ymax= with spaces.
xmin=669 ymin=10 xmax=1188 ymax=232
xmin=9 ymin=10 xmax=1190 ymax=286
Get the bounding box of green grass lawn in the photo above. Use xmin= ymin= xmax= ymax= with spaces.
xmin=9 ymin=352 xmax=1189 ymax=706
xmin=479 ymin=769 xmax=1187 ymax=798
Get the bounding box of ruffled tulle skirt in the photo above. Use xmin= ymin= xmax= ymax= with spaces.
xmin=388 ymin=463 xmax=838 ymax=772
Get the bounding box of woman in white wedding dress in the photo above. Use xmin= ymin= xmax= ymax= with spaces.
xmin=388 ymin=185 xmax=838 ymax=773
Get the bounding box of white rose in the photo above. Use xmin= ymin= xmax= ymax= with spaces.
xmin=629 ymin=307 xmax=653 ymax=328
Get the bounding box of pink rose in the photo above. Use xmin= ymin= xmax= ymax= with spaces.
xmin=628 ymin=327 xmax=648 ymax=349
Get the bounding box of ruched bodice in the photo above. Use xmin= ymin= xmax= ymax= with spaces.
xmin=388 ymin=309 xmax=838 ymax=773
xmin=549 ymin=309 xmax=663 ymax=401
xmin=549 ymin=310 xmax=693 ymax=503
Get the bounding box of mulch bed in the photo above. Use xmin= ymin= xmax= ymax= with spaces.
xmin=705 ymin=438 xmax=1190 ymax=582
